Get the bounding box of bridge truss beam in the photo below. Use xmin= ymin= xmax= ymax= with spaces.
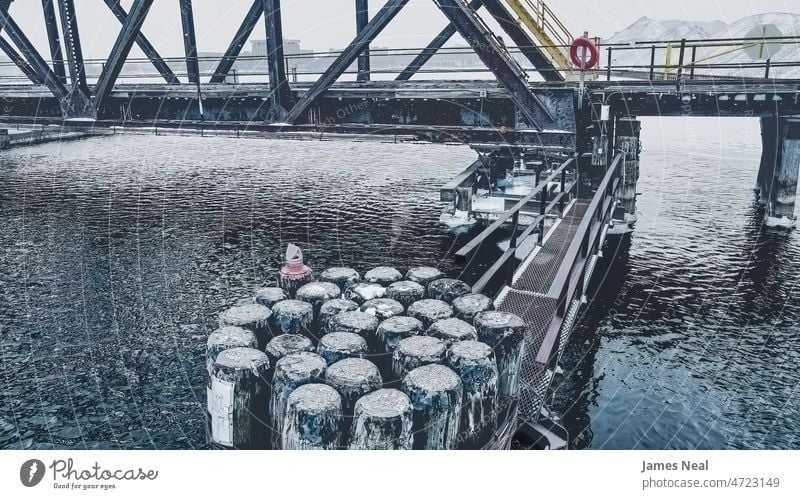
xmin=210 ymin=0 xmax=263 ymax=83
xmin=0 ymin=4 xmax=83 ymax=116
xmin=41 ymin=0 xmax=66 ymax=83
xmin=433 ymin=0 xmax=554 ymax=130
xmin=396 ymin=0 xmax=483 ymax=81
xmin=480 ymin=0 xmax=563 ymax=82
xmin=57 ymin=0 xmax=89 ymax=98
xmin=262 ymin=0 xmax=294 ymax=120
xmin=102 ymin=0 xmax=179 ymax=85
xmin=94 ymin=0 xmax=154 ymax=112
xmin=285 ymin=0 xmax=409 ymax=124
xmin=179 ymin=0 xmax=200 ymax=85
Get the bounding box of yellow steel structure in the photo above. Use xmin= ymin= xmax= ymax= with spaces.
xmin=503 ymin=0 xmax=574 ymax=75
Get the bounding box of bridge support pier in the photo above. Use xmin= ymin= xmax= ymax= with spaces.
xmin=610 ymin=117 xmax=641 ymax=235
xmin=759 ymin=116 xmax=800 ymax=228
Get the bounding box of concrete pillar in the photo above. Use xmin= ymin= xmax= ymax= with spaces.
xmin=611 ymin=117 xmax=641 ymax=235
xmin=760 ymin=116 xmax=800 ymax=228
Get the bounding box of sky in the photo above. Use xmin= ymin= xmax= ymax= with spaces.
xmin=3 ymin=0 xmax=799 ymax=60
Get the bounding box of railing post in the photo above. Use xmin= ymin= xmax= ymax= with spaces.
xmin=537 ymin=183 xmax=548 ymax=245
xmin=676 ymin=38 xmax=686 ymax=91
xmin=649 ymin=45 xmax=656 ymax=80
xmin=764 ymin=58 xmax=771 ymax=79
xmin=606 ymin=47 xmax=612 ymax=81
xmin=507 ymin=210 xmax=520 ymax=285
xmin=689 ymin=45 xmax=696 ymax=79
xmin=559 ymin=168 xmax=566 ymax=216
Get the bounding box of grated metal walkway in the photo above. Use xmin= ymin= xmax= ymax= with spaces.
xmin=497 ymin=199 xmax=592 ymax=424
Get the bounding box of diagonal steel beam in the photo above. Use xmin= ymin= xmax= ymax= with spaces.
xmin=210 ymin=0 xmax=263 ymax=83
xmin=41 ymin=0 xmax=66 ymax=83
xmin=0 ymin=5 xmax=76 ymax=112
xmin=286 ymin=0 xmax=409 ymax=124
xmin=432 ymin=0 xmax=552 ymax=130
xmin=396 ymin=0 xmax=482 ymax=81
xmin=481 ymin=0 xmax=563 ymax=82
xmin=0 ymin=36 xmax=44 ymax=85
xmin=102 ymin=0 xmax=179 ymax=84
xmin=262 ymin=0 xmax=293 ymax=119
xmin=179 ymin=0 xmax=200 ymax=84
xmin=57 ymin=0 xmax=89 ymax=97
xmin=94 ymin=0 xmax=154 ymax=110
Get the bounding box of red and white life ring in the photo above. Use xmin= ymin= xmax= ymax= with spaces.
xmin=570 ymin=37 xmax=599 ymax=70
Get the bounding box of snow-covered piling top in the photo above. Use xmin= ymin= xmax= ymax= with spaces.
xmin=405 ymin=266 xmax=445 ymax=286
xmin=426 ymin=317 xmax=478 ymax=345
xmin=320 ymin=267 xmax=361 ymax=292
xmin=407 ymin=299 xmax=454 ymax=328
xmin=219 ymin=303 xmax=271 ymax=329
xmin=253 ymin=287 xmax=287 ymax=308
xmin=266 ymin=334 xmax=314 ymax=364
xmin=329 ymin=310 xmax=380 ymax=336
xmin=452 ymin=293 xmax=494 ymax=322
xmin=360 ymin=298 xmax=404 ymax=320
xmin=426 ymin=278 xmax=472 ymax=304
xmin=364 ymin=266 xmax=403 ymax=286
xmin=344 ymin=282 xmax=387 ymax=304
xmin=317 ymin=332 xmax=368 ymax=364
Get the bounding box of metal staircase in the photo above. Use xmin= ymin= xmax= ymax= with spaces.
xmin=503 ymin=0 xmax=574 ymax=74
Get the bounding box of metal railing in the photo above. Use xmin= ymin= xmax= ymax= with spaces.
xmin=535 ymin=153 xmax=622 ymax=366
xmin=603 ymin=35 xmax=800 ymax=84
xmin=456 ymin=157 xmax=576 ymax=294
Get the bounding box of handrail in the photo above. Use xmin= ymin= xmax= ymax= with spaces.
xmin=535 ymin=153 xmax=622 ymax=365
xmin=455 ymin=157 xmax=575 ymax=258
xmin=471 ymin=181 xmax=575 ymax=293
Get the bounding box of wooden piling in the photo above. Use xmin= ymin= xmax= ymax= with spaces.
xmin=319 ymin=267 xmax=361 ymax=293
xmin=270 ymin=299 xmax=314 ymax=336
xmin=209 ymin=347 xmax=270 ymax=449
xmin=445 ymin=340 xmax=498 ymax=449
xmin=426 ymin=278 xmax=472 ymax=303
xmin=317 ymin=332 xmax=368 ymax=365
xmin=427 ymin=318 xmax=478 ymax=345
xmin=452 ymin=293 xmax=494 ymax=323
xmin=270 ymin=352 xmax=327 ymax=449
xmin=473 ymin=311 xmax=526 ymax=398
xmin=282 ymin=384 xmax=342 ymax=450
xmin=402 ymin=364 xmax=463 ymax=450
xmin=218 ymin=304 xmax=272 ymax=351
xmin=386 ymin=280 xmax=425 ymax=309
xmin=349 ymin=389 xmax=413 ymax=450
xmin=407 ymin=299 xmax=454 ymax=329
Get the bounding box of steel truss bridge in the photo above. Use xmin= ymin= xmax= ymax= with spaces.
xmin=1 ymin=0 xmax=799 ymax=448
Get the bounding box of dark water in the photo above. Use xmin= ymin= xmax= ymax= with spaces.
xmin=0 ymin=135 xmax=477 ymax=449
xmin=554 ymin=117 xmax=800 ymax=450
xmin=1 ymin=119 xmax=798 ymax=450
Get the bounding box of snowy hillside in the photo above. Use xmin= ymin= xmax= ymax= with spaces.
xmin=604 ymin=13 xmax=800 ymax=79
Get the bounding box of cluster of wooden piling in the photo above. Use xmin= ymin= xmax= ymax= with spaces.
xmin=206 ymin=264 xmax=526 ymax=450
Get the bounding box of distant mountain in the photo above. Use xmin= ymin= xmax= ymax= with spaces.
xmin=606 ymin=16 xmax=727 ymax=44
xmin=604 ymin=13 xmax=800 ymax=79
